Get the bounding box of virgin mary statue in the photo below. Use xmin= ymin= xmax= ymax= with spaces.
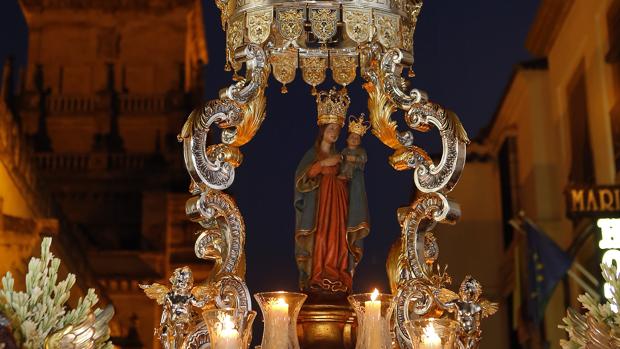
xmin=294 ymin=88 xmax=370 ymax=296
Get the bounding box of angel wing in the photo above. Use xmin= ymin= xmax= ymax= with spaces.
xmin=191 ymin=284 xmax=216 ymax=302
xmin=139 ymin=283 xmax=169 ymax=305
xmin=435 ymin=288 xmax=459 ymax=306
xmin=480 ymin=299 xmax=499 ymax=318
xmin=45 ymin=305 xmax=114 ymax=349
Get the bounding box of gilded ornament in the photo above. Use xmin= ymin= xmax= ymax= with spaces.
xmin=271 ymin=49 xmax=298 ymax=93
xmin=227 ymin=16 xmax=245 ymax=53
xmin=315 ymin=87 xmax=351 ymax=127
xmin=402 ymin=21 xmax=413 ymax=52
xmin=215 ymin=0 xmax=235 ymax=28
xmin=343 ymin=8 xmax=373 ymax=43
xmin=363 ymin=80 xmax=401 ymax=150
xmin=330 ymin=54 xmax=358 ymax=87
xmin=375 ymin=12 xmax=400 ymax=48
xmin=348 ymin=114 xmax=370 ymax=136
xmin=275 ymin=8 xmax=305 ymax=44
xmin=309 ymin=8 xmax=339 ymax=43
xmin=225 ymin=44 xmax=268 ymax=104
xmin=230 ymin=88 xmax=267 ymax=146
xmin=247 ymin=8 xmax=273 ymax=44
xmin=226 ymin=16 xmax=245 ymax=69
xmin=300 ymin=53 xmax=328 ymax=91
xmin=390 ymin=0 xmax=404 ymax=12
xmin=140 ymin=267 xmax=209 ymax=349
xmin=168 ymin=2 xmax=498 ymax=349
xmin=406 ymin=1 xmax=423 ymax=23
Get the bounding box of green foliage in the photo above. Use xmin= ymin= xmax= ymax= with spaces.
xmin=0 ymin=237 xmax=106 ymax=348
xmin=559 ymin=264 xmax=620 ymax=348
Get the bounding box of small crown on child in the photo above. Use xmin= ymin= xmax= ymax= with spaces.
xmin=348 ymin=114 xmax=370 ymax=137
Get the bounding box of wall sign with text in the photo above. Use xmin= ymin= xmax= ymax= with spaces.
xmin=566 ymin=185 xmax=620 ymax=218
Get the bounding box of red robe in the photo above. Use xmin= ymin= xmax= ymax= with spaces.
xmin=306 ymin=161 xmax=351 ymax=292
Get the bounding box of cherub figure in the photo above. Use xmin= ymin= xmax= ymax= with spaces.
xmin=436 ymin=276 xmax=498 ymax=349
xmin=140 ymin=267 xmax=212 ymax=349
xmin=338 ymin=114 xmax=369 ymax=181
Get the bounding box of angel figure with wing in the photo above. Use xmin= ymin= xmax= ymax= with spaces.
xmin=140 ymin=267 xmax=213 ymax=349
xmin=436 ymin=276 xmax=498 ymax=349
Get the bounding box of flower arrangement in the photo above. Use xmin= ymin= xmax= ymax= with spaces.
xmin=0 ymin=237 xmax=113 ymax=349
xmin=559 ymin=264 xmax=620 ymax=348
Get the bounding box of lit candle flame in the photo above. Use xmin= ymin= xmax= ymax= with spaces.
xmin=222 ymin=314 xmax=235 ymax=331
xmin=276 ymin=297 xmax=287 ymax=306
xmin=371 ymin=288 xmax=379 ymax=301
xmin=422 ymin=323 xmax=441 ymax=344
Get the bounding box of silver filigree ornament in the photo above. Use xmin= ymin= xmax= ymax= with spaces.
xmin=343 ymin=8 xmax=373 ymax=44
xmin=309 ymin=7 xmax=339 ymax=43
xmin=378 ymin=48 xmax=470 ymax=193
xmin=246 ymin=8 xmax=273 ymax=44
xmin=165 ymin=43 xmax=269 ymax=349
xmin=357 ymin=41 xmax=495 ymax=349
xmin=275 ymin=8 xmax=305 ymax=44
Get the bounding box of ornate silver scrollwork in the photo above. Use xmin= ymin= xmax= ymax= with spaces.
xmin=181 ymin=99 xmax=243 ymax=191
xmin=408 ymin=105 xmax=468 ymax=193
xmin=401 ymin=192 xmax=460 ymax=280
xmin=199 ymin=191 xmax=244 ymax=275
xmin=393 ymin=192 xmax=461 ymax=348
xmin=165 ymin=43 xmax=268 ymax=349
xmin=224 ymin=44 xmax=268 ymax=104
xmin=214 ymin=274 xmax=253 ymax=313
xmin=183 ymin=323 xmax=210 ymax=349
xmin=375 ymin=48 xmax=470 ymax=194
xmin=380 ymin=48 xmax=422 ymax=109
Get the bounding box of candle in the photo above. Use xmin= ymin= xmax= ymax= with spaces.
xmin=364 ymin=289 xmax=382 ymax=348
xmin=267 ymin=297 xmax=290 ymax=348
xmin=217 ymin=314 xmax=241 ymax=349
xmin=421 ymin=322 xmax=442 ymax=349
xmin=272 ymin=297 xmax=289 ymax=314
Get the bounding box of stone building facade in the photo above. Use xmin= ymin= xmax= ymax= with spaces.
xmin=0 ymin=0 xmax=210 ymax=347
xmin=439 ymin=0 xmax=619 ymax=348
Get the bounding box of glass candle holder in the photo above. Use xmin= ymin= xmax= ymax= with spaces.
xmin=405 ymin=318 xmax=458 ymax=349
xmin=348 ymin=289 xmax=395 ymax=349
xmin=203 ymin=308 xmax=257 ymax=349
xmin=254 ymin=291 xmax=307 ymax=349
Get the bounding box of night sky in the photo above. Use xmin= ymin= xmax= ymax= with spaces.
xmin=0 ymin=0 xmax=539 ymax=297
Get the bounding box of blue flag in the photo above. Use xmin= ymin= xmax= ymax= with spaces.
xmin=523 ymin=219 xmax=573 ymax=324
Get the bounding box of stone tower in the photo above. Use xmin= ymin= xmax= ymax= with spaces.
xmin=17 ymin=0 xmax=209 ymax=346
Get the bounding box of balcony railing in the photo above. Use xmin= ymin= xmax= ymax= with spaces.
xmin=120 ymin=94 xmax=168 ymax=114
xmin=47 ymin=95 xmax=98 ymax=114
xmin=34 ymin=152 xmax=154 ymax=172
xmin=27 ymin=93 xmax=183 ymax=115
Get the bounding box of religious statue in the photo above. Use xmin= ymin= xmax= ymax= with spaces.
xmin=141 ymin=267 xmax=210 ymax=349
xmin=294 ymin=88 xmax=370 ymax=297
xmin=338 ymin=115 xmax=369 ymax=181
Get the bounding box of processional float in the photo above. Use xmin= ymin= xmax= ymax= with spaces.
xmin=141 ymin=0 xmax=498 ymax=348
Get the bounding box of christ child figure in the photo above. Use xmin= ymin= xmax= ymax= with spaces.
xmin=339 ymin=114 xmax=369 ymax=181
